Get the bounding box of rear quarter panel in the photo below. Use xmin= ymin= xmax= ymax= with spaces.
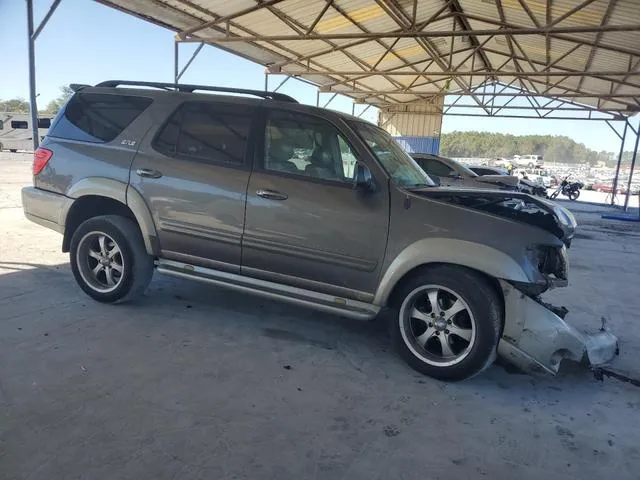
xmin=34 ymin=93 xmax=157 ymax=196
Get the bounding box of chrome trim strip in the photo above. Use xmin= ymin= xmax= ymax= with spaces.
xmin=156 ymin=259 xmax=379 ymax=320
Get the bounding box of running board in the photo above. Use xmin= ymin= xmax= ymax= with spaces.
xmin=156 ymin=259 xmax=380 ymax=320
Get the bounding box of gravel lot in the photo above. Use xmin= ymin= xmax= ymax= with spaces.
xmin=1 ymin=151 xmax=639 ymax=479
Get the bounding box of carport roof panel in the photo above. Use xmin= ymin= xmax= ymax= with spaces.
xmin=97 ymin=0 xmax=640 ymax=115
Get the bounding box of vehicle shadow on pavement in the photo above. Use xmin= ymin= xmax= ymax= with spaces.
xmin=0 ymin=259 xmax=629 ymax=396
xmin=2 ymin=261 xmax=639 ymax=480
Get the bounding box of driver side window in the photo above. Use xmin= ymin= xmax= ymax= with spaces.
xmin=264 ymin=111 xmax=356 ymax=184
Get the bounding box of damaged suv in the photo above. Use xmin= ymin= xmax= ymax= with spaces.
xmin=22 ymin=81 xmax=617 ymax=380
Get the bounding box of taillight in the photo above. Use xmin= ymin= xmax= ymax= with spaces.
xmin=33 ymin=147 xmax=53 ymax=175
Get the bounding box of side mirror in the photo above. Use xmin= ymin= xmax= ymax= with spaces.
xmin=448 ymin=172 xmax=462 ymax=179
xmin=430 ymin=175 xmax=441 ymax=186
xmin=353 ymin=163 xmax=375 ymax=192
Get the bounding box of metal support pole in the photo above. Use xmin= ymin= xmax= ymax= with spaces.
xmin=316 ymin=90 xmax=320 ymax=107
xmin=323 ymin=93 xmax=338 ymax=109
xmin=611 ymin=120 xmax=628 ymax=205
xmin=623 ymin=121 xmax=640 ymax=211
xmin=176 ymin=42 xmax=204 ymax=82
xmin=272 ymin=75 xmax=290 ymax=92
xmin=351 ymin=103 xmax=355 ymax=116
xmin=32 ymin=0 xmax=62 ymax=40
xmin=264 ymin=73 xmax=268 ymax=92
xmin=26 ymin=0 xmax=39 ymax=151
xmin=173 ymin=42 xmax=179 ymax=85
xmin=357 ymin=104 xmax=372 ymax=118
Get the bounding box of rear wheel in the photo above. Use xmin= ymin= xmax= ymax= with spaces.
xmin=390 ymin=265 xmax=502 ymax=381
xmin=569 ymin=191 xmax=580 ymax=201
xmin=70 ymin=215 xmax=154 ymax=303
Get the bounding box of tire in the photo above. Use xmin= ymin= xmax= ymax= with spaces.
xmin=569 ymin=191 xmax=580 ymax=201
xmin=528 ymin=162 xmax=534 ymax=168
xmin=550 ymin=191 xmax=559 ymax=199
xmin=9 ymin=149 xmax=17 ymax=153
xmin=69 ymin=215 xmax=154 ymax=303
xmin=390 ymin=265 xmax=502 ymax=381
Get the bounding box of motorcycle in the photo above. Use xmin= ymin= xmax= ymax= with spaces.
xmin=550 ymin=176 xmax=583 ymax=201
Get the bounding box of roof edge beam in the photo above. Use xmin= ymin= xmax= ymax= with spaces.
xmin=179 ymin=24 xmax=640 ymax=43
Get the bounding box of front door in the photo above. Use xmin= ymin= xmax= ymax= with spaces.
xmin=130 ymin=100 xmax=257 ymax=272
xmin=242 ymin=109 xmax=389 ymax=299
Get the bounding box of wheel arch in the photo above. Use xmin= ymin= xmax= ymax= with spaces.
xmin=375 ymin=238 xmax=528 ymax=308
xmin=62 ymin=178 xmax=158 ymax=255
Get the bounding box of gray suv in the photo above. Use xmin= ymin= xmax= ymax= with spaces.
xmin=22 ymin=81 xmax=617 ymax=380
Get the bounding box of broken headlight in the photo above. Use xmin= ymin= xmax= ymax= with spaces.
xmin=527 ymin=245 xmax=569 ymax=281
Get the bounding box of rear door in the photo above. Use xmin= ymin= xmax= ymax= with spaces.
xmin=130 ymin=100 xmax=257 ymax=272
xmin=242 ymin=109 xmax=389 ymax=298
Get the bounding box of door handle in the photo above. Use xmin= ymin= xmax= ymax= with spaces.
xmin=256 ymin=189 xmax=288 ymax=201
xmin=136 ymin=168 xmax=163 ymax=179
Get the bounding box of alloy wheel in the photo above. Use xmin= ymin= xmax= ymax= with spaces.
xmin=76 ymin=231 xmax=125 ymax=293
xmin=399 ymin=285 xmax=476 ymax=367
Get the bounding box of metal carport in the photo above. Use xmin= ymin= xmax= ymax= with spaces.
xmin=25 ymin=0 xmax=640 ymax=207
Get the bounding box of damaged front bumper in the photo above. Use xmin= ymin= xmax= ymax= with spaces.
xmin=497 ymin=280 xmax=619 ymax=374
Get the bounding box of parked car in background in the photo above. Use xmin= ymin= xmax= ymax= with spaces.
xmin=469 ymin=165 xmax=547 ymax=197
xmin=412 ymin=154 xmax=520 ymax=191
xmin=0 ymin=112 xmax=52 ymax=152
xmin=513 ymin=154 xmax=544 ymax=168
xmin=23 ymin=80 xmax=618 ymax=382
xmin=592 ymin=181 xmax=624 ymax=193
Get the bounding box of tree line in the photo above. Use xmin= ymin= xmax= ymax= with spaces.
xmin=0 ymin=86 xmax=73 ymax=115
xmin=439 ymin=131 xmax=621 ymax=166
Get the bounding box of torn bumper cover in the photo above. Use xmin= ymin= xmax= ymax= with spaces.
xmin=497 ymin=280 xmax=619 ymax=374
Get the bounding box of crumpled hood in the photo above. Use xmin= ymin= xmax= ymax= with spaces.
xmin=412 ymin=187 xmax=577 ymax=244
xmin=475 ymin=174 xmax=520 ymax=188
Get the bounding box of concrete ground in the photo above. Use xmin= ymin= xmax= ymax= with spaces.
xmin=1 ymin=151 xmax=639 ymax=480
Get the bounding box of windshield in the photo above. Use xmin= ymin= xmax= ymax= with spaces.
xmin=351 ymin=122 xmax=436 ymax=188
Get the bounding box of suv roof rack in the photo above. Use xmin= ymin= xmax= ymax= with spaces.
xmin=94 ymin=80 xmax=298 ymax=103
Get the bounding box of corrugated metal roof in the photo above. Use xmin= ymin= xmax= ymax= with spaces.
xmin=96 ymin=0 xmax=640 ymax=118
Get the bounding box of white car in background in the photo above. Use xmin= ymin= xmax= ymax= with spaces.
xmin=513 ymin=155 xmax=544 ymax=168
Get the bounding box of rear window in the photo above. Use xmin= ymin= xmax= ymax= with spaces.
xmin=49 ymin=93 xmax=152 ymax=143
xmin=37 ymin=118 xmax=51 ymax=129
xmin=11 ymin=121 xmax=28 ymax=129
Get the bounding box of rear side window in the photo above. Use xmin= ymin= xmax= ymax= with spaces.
xmin=154 ymin=102 xmax=254 ymax=166
xmin=11 ymin=121 xmax=28 ymax=129
xmin=49 ymin=93 xmax=152 ymax=143
xmin=419 ymin=158 xmax=455 ymax=177
xmin=37 ymin=118 xmax=51 ymax=129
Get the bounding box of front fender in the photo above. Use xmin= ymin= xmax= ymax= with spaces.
xmin=373 ymin=238 xmax=529 ymax=306
xmin=63 ymin=178 xmax=157 ymax=255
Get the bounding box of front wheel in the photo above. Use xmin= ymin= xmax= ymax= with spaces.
xmin=550 ymin=190 xmax=559 ymax=199
xmin=70 ymin=215 xmax=154 ymax=303
xmin=390 ymin=265 xmax=502 ymax=381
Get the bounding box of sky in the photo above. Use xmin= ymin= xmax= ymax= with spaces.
xmin=0 ymin=0 xmax=637 ymax=154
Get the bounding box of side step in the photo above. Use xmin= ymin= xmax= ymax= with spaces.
xmin=156 ymin=259 xmax=380 ymax=320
